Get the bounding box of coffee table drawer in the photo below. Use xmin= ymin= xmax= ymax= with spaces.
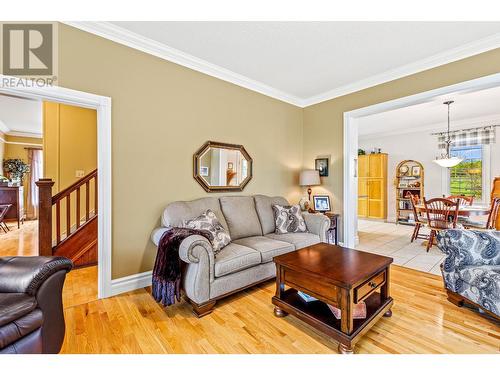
xmin=284 ymin=268 xmax=339 ymax=303
xmin=354 ymin=271 xmax=386 ymax=303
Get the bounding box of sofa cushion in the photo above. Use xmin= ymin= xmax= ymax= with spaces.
xmin=265 ymin=232 xmax=320 ymax=249
xmin=272 ymin=204 xmax=307 ymax=234
xmin=219 ymin=196 xmax=262 ymax=240
xmin=162 ymin=197 xmax=229 ymax=232
xmin=214 ymin=243 xmax=261 ymax=277
xmin=0 ymin=308 xmax=43 ymax=349
xmin=254 ymin=195 xmax=290 ymax=235
xmin=183 ymin=209 xmax=231 ymax=255
xmin=233 ymin=236 xmax=295 ymax=263
xmin=0 ymin=293 xmax=37 ymax=327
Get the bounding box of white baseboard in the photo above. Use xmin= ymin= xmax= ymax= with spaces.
xmin=110 ymin=270 xmax=152 ymax=297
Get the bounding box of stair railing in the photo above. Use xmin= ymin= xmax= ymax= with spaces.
xmin=36 ymin=169 xmax=98 ymax=256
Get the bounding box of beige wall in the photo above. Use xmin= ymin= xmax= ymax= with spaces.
xmin=57 ymin=24 xmax=304 ymax=279
xmin=303 ymin=48 xmax=500 ymax=240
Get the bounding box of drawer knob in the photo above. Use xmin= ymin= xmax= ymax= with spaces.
xmin=368 ymin=281 xmax=377 ymax=288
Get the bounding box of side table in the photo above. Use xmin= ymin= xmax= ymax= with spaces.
xmin=325 ymin=212 xmax=339 ymax=245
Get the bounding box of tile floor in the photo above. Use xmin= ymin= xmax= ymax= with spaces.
xmin=355 ymin=219 xmax=445 ymax=276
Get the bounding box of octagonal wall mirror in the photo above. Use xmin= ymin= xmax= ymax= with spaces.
xmin=193 ymin=141 xmax=253 ymax=192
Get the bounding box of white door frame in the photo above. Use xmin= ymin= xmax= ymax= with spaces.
xmin=343 ymin=72 xmax=500 ymax=248
xmin=0 ymin=75 xmax=112 ymax=298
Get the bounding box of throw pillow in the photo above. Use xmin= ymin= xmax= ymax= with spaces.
xmin=183 ymin=209 xmax=231 ymax=255
xmin=272 ymin=204 xmax=307 ymax=234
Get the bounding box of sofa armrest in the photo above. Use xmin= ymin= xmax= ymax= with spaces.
xmin=151 ymin=228 xmax=214 ymax=303
xmin=0 ymin=256 xmax=73 ymax=295
xmin=303 ymin=212 xmax=330 ymax=242
xmin=179 ymin=235 xmax=215 ymax=264
xmin=179 ymin=235 xmax=214 ymax=303
xmin=151 ymin=228 xmax=214 ymax=267
xmin=437 ymin=229 xmax=500 ymax=273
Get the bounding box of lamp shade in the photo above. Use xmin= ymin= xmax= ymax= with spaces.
xmin=299 ymin=169 xmax=321 ymax=186
xmin=432 ymin=156 xmax=463 ymax=168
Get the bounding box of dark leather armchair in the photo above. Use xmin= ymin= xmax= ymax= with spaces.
xmin=0 ymin=256 xmax=73 ymax=354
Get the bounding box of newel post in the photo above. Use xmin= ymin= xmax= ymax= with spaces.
xmin=36 ymin=179 xmax=55 ymax=256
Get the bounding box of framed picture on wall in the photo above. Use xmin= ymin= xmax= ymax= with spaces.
xmin=313 ymin=195 xmax=331 ymax=213
xmin=411 ymin=166 xmax=421 ymax=177
xmin=315 ymin=158 xmax=329 ymax=177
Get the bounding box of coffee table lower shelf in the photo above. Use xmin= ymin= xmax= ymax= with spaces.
xmin=272 ymin=288 xmax=393 ymax=352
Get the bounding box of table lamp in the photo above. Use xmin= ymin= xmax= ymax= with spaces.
xmin=300 ymin=169 xmax=321 ymax=201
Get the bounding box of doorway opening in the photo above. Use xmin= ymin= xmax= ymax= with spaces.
xmin=0 ymin=75 xmax=112 ymax=299
xmin=343 ymin=73 xmax=500 ymax=273
xmin=0 ymin=97 xmax=99 ymax=305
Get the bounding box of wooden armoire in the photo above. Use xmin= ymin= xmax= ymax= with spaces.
xmin=358 ymin=153 xmax=388 ymax=219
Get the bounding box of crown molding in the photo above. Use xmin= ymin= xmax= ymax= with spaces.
xmin=302 ymin=32 xmax=500 ymax=107
xmin=63 ymin=22 xmax=500 ymax=109
xmin=63 ymin=21 xmax=305 ymax=107
xmin=6 ymin=130 xmax=43 ymax=139
xmin=359 ymin=113 xmax=500 ymax=140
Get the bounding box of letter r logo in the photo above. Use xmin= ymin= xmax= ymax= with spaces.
xmin=2 ymin=23 xmax=53 ymax=76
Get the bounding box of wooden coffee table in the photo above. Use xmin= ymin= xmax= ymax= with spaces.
xmin=272 ymin=242 xmax=393 ymax=354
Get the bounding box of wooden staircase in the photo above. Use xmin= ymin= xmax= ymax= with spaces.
xmin=36 ymin=170 xmax=98 ymax=267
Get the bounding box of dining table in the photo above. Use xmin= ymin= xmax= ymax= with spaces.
xmin=415 ymin=203 xmax=491 ymax=217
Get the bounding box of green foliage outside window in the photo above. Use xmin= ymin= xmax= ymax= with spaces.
xmin=449 ymin=146 xmax=482 ymax=200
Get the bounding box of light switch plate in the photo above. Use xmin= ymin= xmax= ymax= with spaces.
xmin=75 ymin=170 xmax=85 ymax=178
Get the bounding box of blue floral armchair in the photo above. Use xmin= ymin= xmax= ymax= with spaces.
xmin=437 ymin=229 xmax=500 ymax=319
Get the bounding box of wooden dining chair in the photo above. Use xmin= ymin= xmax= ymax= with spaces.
xmin=0 ymin=204 xmax=11 ymax=233
xmin=444 ymin=195 xmax=474 ymax=206
xmin=444 ymin=195 xmax=474 ymax=224
xmin=423 ymin=197 xmax=459 ymax=252
xmin=407 ymin=192 xmax=429 ymax=243
xmin=462 ymin=197 xmax=500 ymax=230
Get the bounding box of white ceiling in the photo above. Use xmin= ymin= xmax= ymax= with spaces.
xmin=0 ymin=94 xmax=42 ymax=137
xmin=358 ymin=84 xmax=500 ymax=138
xmin=74 ymin=21 xmax=500 ymax=106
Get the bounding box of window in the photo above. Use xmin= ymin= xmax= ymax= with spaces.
xmin=449 ymin=145 xmax=483 ymax=200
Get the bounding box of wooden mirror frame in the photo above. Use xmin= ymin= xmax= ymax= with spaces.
xmin=193 ymin=141 xmax=253 ymax=192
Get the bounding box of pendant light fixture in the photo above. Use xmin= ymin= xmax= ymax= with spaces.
xmin=433 ymin=100 xmax=463 ymax=168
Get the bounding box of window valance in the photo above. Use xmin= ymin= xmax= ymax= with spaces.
xmin=434 ymin=125 xmax=497 ymax=149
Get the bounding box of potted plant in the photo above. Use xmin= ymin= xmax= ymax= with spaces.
xmin=2 ymin=159 xmax=30 ymax=186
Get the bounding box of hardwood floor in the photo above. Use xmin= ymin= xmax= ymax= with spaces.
xmin=0 ymin=219 xmax=38 ymax=257
xmin=60 ymin=265 xmax=500 ymax=354
xmin=63 ymin=265 xmax=98 ymax=309
xmin=3 ymin=222 xmax=498 ymax=353
xmin=0 ymin=218 xmax=99 ymax=308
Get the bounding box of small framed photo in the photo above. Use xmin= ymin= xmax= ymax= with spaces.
xmin=399 ymin=182 xmax=408 ymax=188
xmin=200 ymin=166 xmax=209 ymax=177
xmin=313 ymin=195 xmax=331 ymax=212
xmin=411 ymin=166 xmax=421 ymax=177
xmin=315 ymin=158 xmax=329 ymax=177
xmin=227 ymin=162 xmax=233 ymax=170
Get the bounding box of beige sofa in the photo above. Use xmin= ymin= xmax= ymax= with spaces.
xmin=151 ymin=195 xmax=330 ymax=317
